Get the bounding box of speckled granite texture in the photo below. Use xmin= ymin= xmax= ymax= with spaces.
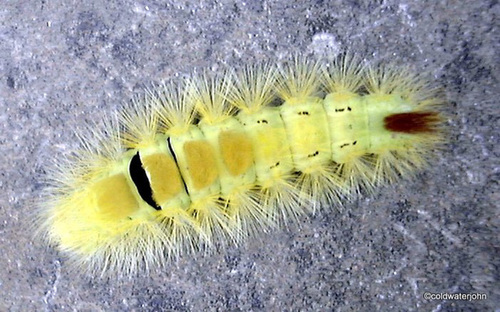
xmin=1 ymin=0 xmax=498 ymax=311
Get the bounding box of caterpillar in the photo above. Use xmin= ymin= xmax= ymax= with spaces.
xmin=38 ymin=55 xmax=445 ymax=275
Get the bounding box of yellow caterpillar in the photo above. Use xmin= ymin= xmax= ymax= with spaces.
xmin=38 ymin=56 xmax=445 ymax=274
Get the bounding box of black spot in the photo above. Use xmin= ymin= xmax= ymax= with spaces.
xmin=307 ymin=151 xmax=319 ymax=157
xmin=216 ymin=197 xmax=230 ymax=209
xmin=347 ymin=106 xmax=352 ymax=111
xmin=298 ymin=111 xmax=310 ymax=115
xmin=352 ymin=141 xmax=357 ymax=145
xmin=191 ymin=210 xmax=199 ymax=218
xmin=335 ymin=108 xmax=345 ymax=112
xmin=129 ymin=152 xmax=161 ymax=210
xmin=340 ymin=143 xmax=349 ymax=148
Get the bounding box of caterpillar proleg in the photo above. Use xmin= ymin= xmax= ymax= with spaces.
xmin=38 ymin=55 xmax=445 ymax=274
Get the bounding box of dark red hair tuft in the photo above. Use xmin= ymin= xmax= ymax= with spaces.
xmin=384 ymin=112 xmax=440 ymax=133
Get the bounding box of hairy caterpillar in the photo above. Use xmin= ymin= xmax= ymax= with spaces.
xmin=38 ymin=56 xmax=445 ymax=274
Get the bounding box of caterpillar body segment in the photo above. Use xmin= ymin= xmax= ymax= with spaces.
xmin=39 ymin=56 xmax=445 ymax=274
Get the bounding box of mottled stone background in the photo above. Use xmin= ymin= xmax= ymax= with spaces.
xmin=1 ymin=0 xmax=498 ymax=311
